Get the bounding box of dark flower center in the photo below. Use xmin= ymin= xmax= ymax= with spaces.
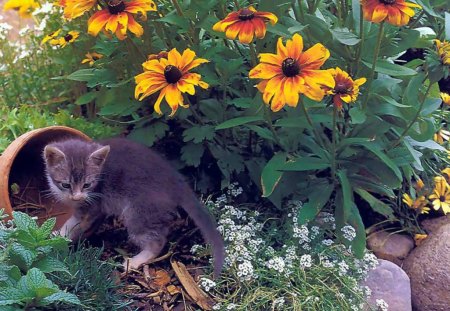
xmin=379 ymin=0 xmax=396 ymax=4
xmin=164 ymin=65 xmax=182 ymax=84
xmin=282 ymin=58 xmax=300 ymax=77
xmin=93 ymin=55 xmax=100 ymax=60
xmin=64 ymin=34 xmax=73 ymax=42
xmin=108 ymin=0 xmax=126 ymax=14
xmin=335 ymin=82 xmax=352 ymax=94
xmin=440 ymin=195 xmax=446 ymax=202
xmin=238 ymin=8 xmax=255 ymax=21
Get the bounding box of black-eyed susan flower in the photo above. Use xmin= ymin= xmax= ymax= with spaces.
xmin=361 ymin=0 xmax=421 ymax=26
xmin=82 ymin=52 xmax=103 ymax=66
xmin=213 ymin=6 xmax=277 ymax=44
xmin=429 ymin=176 xmax=450 ymax=214
xmin=441 ymin=92 xmax=450 ymax=105
xmin=249 ymin=34 xmax=334 ymax=112
xmin=402 ymin=193 xmax=429 ymax=214
xmin=134 ymin=48 xmax=209 ymax=116
xmin=148 ymin=51 xmax=169 ymax=61
xmin=59 ymin=31 xmax=79 ymax=47
xmin=434 ymin=129 xmax=450 ymax=144
xmin=62 ymin=0 xmax=97 ymax=20
xmin=3 ymin=0 xmax=39 ymax=18
xmin=435 ymin=40 xmax=450 ymax=66
xmin=414 ymin=233 xmax=427 ymax=246
xmin=41 ymin=29 xmax=62 ymax=46
xmin=415 ymin=178 xmax=425 ymax=191
xmin=325 ymin=67 xmax=366 ymax=110
xmin=88 ymin=0 xmax=157 ymax=40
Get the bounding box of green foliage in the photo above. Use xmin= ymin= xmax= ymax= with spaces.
xmin=0 ymin=211 xmax=81 ymax=309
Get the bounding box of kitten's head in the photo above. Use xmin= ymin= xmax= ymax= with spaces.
xmin=43 ymin=139 xmax=110 ymax=206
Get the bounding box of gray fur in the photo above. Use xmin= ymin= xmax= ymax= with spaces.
xmin=43 ymin=138 xmax=224 ymax=276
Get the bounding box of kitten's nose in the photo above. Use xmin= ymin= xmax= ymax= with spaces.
xmin=72 ymin=193 xmax=84 ymax=201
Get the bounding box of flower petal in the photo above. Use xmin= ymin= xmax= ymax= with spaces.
xmin=88 ymin=10 xmax=110 ymax=36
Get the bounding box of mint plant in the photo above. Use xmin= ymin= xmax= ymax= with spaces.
xmin=0 ymin=211 xmax=81 ymax=309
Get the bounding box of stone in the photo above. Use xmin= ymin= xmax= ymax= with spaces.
xmin=367 ymin=231 xmax=414 ymax=265
xmin=421 ymin=214 xmax=450 ymax=234
xmin=362 ymin=259 xmax=412 ymax=311
xmin=403 ymin=223 xmax=450 ymax=311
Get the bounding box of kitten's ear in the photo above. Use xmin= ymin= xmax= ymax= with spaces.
xmin=89 ymin=145 xmax=110 ymax=166
xmin=43 ymin=146 xmax=66 ymax=167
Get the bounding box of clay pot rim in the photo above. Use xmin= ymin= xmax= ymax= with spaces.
xmin=0 ymin=126 xmax=91 ymax=218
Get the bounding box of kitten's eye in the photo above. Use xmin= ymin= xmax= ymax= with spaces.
xmin=60 ymin=183 xmax=71 ymax=189
xmin=83 ymin=183 xmax=91 ymax=189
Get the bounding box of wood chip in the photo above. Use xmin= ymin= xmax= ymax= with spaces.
xmin=167 ymin=285 xmax=181 ymax=296
xmin=170 ymin=260 xmax=214 ymax=311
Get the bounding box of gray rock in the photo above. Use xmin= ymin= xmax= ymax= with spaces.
xmin=403 ymin=223 xmax=450 ymax=311
xmin=362 ymin=259 xmax=412 ymax=311
xmin=421 ymin=215 xmax=450 ymax=234
xmin=367 ymin=231 xmax=414 ymax=266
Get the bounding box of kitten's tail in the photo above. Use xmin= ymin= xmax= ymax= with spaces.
xmin=180 ymin=189 xmax=225 ymax=278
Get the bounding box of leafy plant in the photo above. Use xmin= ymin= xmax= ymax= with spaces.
xmin=0 ymin=211 xmax=81 ymax=309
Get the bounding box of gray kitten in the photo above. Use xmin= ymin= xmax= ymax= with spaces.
xmin=43 ymin=138 xmax=224 ymax=275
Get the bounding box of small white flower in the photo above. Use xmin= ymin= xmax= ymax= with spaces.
xmin=322 ymin=239 xmax=334 ymax=246
xmin=200 ymin=277 xmax=216 ymax=292
xmin=376 ymin=299 xmax=389 ymax=311
xmin=226 ymin=303 xmax=237 ymax=310
xmin=341 ymin=225 xmax=356 ymax=241
xmin=299 ymin=254 xmax=312 ymax=268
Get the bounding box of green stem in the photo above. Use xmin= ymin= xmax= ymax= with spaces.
xmin=264 ymin=105 xmax=284 ymax=149
xmin=408 ymin=11 xmax=424 ymax=29
xmin=171 ymin=0 xmax=195 ymax=46
xmin=390 ymin=83 xmax=433 ymax=149
xmin=249 ymin=42 xmax=258 ymax=67
xmin=354 ymin=5 xmax=365 ymax=76
xmin=300 ymin=98 xmax=326 ymax=147
xmin=331 ymin=105 xmax=338 ymax=181
xmin=233 ymin=0 xmax=240 ymax=8
xmin=361 ymin=22 xmax=385 ymax=110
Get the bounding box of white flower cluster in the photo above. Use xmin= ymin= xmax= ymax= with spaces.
xmin=266 ymin=256 xmax=286 ymax=273
xmin=0 ymin=22 xmax=12 ymax=40
xmin=272 ymin=297 xmax=285 ymax=309
xmin=200 ymin=277 xmax=216 ymax=292
xmin=299 ymin=254 xmax=312 ymax=268
xmin=376 ymin=299 xmax=389 ymax=311
xmin=227 ymin=182 xmax=243 ymax=197
xmin=341 ymin=225 xmax=357 ymax=241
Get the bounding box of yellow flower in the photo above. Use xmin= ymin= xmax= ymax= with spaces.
xmin=3 ymin=0 xmax=39 ymax=18
xmin=402 ymin=193 xmax=427 ymax=212
xmin=59 ymin=31 xmax=79 ymax=47
xmin=212 ymin=6 xmax=278 ymax=44
xmin=249 ymin=34 xmax=335 ymax=112
xmin=325 ymin=67 xmax=366 ymax=110
xmin=147 ymin=51 xmax=169 ymax=61
xmin=429 ymin=176 xmax=450 ymax=214
xmin=41 ymin=29 xmax=62 ymax=45
xmin=441 ymin=92 xmax=450 ymax=105
xmin=435 ymin=40 xmax=450 ymax=66
xmin=134 ymin=48 xmax=209 ymax=116
xmin=62 ymin=0 xmax=97 ymax=19
xmin=81 ymin=52 xmax=104 ymax=66
xmin=442 ymin=168 xmax=450 ymax=180
xmin=415 ymin=178 xmax=424 ymax=191
xmin=361 ymin=0 xmax=421 ymax=26
xmin=414 ymin=234 xmax=428 ymax=246
xmin=88 ymin=0 xmax=157 ymax=40
xmin=434 ymin=129 xmax=450 ymax=144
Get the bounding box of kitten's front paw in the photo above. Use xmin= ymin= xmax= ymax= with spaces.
xmin=123 ymin=250 xmax=157 ymax=271
xmin=123 ymin=258 xmax=143 ymax=271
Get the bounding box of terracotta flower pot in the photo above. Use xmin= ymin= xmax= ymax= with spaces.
xmin=0 ymin=126 xmax=91 ymax=229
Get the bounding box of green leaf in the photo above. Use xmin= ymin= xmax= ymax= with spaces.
xmin=129 ymin=122 xmax=169 ymax=147
xmin=215 ymin=116 xmax=264 ymax=130
xmin=337 ymin=170 xmax=353 ymax=222
xmin=261 ymin=153 xmax=286 ymax=197
xmin=158 ymin=13 xmax=190 ymax=28
xmin=245 ymin=125 xmax=275 ymax=141
xmin=65 ymin=69 xmax=117 ymax=88
xmin=41 ymin=291 xmax=81 ymax=306
xmin=277 ymin=157 xmax=330 ymax=171
xmin=275 ymin=115 xmax=332 ymax=128
xmin=349 ymin=107 xmax=366 ymax=124
xmin=362 ymin=59 xmax=418 ymax=76
xmin=74 ymin=92 xmax=98 ymax=106
xmin=354 ymin=188 xmax=395 ymax=219
xmin=12 ymin=212 xmax=38 ymax=233
xmin=0 ymin=287 xmax=25 ymax=306
xmin=230 ymin=98 xmax=253 ymax=108
xmin=339 ymin=138 xmax=402 ymax=181
xmin=298 ymin=182 xmax=334 ymax=224
xmin=348 ymin=204 xmax=366 ymax=258
xmin=183 ymin=125 xmax=215 ymax=143
xmin=181 ymin=143 xmax=205 ymax=167
xmin=332 ymin=28 xmax=361 ymax=46
xmin=403 ymin=73 xmax=426 ymax=107
xmin=26 ymin=268 xmax=47 ymax=291
xmin=9 ymin=243 xmax=38 ymax=269
xmin=37 ymin=218 xmax=56 ymax=240
xmin=32 ymin=257 xmax=68 ymax=274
